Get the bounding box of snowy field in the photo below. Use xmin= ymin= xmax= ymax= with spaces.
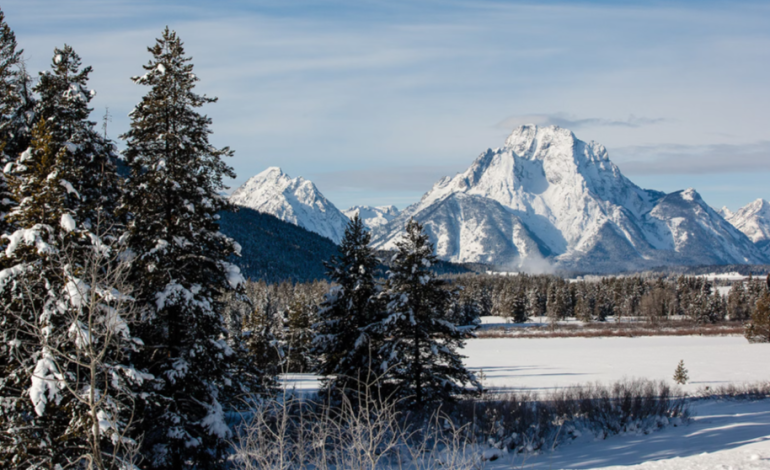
xmin=284 ymin=335 xmax=770 ymax=395
xmin=282 ymin=335 xmax=770 ymax=469
xmin=465 ymin=335 xmax=770 ymax=393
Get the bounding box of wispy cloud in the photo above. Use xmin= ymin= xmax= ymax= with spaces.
xmin=497 ymin=113 xmax=669 ymax=130
xmin=5 ymin=0 xmax=770 ymax=210
xmin=612 ymin=141 xmax=770 ymax=175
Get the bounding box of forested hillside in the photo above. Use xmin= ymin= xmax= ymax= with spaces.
xmin=219 ymin=205 xmax=339 ymax=283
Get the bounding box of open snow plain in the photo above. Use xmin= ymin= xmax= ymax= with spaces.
xmin=465 ymin=335 xmax=770 ymax=393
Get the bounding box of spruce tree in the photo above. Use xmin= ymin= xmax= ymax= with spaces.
xmin=1 ymin=45 xmax=133 ymax=467
xmin=32 ymin=45 xmax=123 ymax=229
xmin=374 ymin=219 xmax=479 ymax=408
xmin=673 ymin=360 xmax=688 ymax=385
xmin=313 ymin=215 xmax=382 ymax=401
xmin=120 ymin=28 xmax=246 ymax=468
xmin=745 ymin=277 xmax=770 ymax=343
xmin=0 ymin=8 xmax=34 ymax=239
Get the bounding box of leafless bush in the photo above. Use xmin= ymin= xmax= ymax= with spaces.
xmin=230 ymin=384 xmax=480 ymax=470
xmin=696 ymin=381 xmax=770 ymax=400
xmin=454 ymin=378 xmax=688 ymax=454
xmin=231 ymin=377 xmax=687 ymax=469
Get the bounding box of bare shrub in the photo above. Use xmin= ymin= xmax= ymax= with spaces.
xmin=696 ymin=381 xmax=770 ymax=400
xmin=454 ymin=378 xmax=688 ymax=454
xmin=231 ymin=378 xmax=687 ymax=469
xmin=230 ymin=386 xmax=479 ymax=470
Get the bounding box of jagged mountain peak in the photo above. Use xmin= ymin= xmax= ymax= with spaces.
xmin=371 ymin=125 xmax=766 ymax=271
xmin=230 ymin=167 xmax=348 ymax=243
xmin=342 ymin=205 xmax=400 ymax=230
xmin=724 ymin=199 xmax=770 ymax=250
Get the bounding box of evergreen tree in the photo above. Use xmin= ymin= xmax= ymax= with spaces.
xmin=509 ymin=290 xmax=528 ymax=323
xmin=374 ymin=219 xmax=479 ymax=408
xmin=313 ymin=215 xmax=382 ymax=401
xmin=745 ymin=277 xmax=770 ymax=343
xmin=32 ymin=45 xmax=123 ymax=229
xmin=1 ymin=44 xmax=133 ymax=467
xmin=283 ymin=296 xmax=317 ymax=373
xmin=673 ymin=360 xmax=688 ymax=385
xmin=0 ymin=8 xmax=34 ymax=239
xmin=120 ymin=28 xmax=246 ymax=468
xmin=694 ymin=282 xmax=719 ymax=324
xmin=242 ymin=299 xmax=283 ymax=385
xmin=727 ymin=281 xmax=749 ymax=321
xmin=526 ymin=287 xmax=544 ymax=320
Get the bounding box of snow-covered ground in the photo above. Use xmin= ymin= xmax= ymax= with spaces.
xmin=697 ymin=272 xmax=749 ymax=281
xmin=492 ymin=399 xmax=770 ymax=469
xmin=282 ymin=335 xmax=770 ymax=469
xmin=465 ymin=335 xmax=770 ymax=393
xmin=284 ymin=335 xmax=770 ymax=395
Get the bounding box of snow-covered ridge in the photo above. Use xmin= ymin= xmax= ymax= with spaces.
xmin=342 ymin=205 xmax=399 ymax=230
xmin=229 ymin=167 xmax=349 ymax=243
xmin=724 ymin=199 xmax=770 ymax=243
xmin=370 ymin=124 xmax=767 ymax=271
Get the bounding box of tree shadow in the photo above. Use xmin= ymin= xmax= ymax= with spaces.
xmin=522 ymin=400 xmax=770 ymax=469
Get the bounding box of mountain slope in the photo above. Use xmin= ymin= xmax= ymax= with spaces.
xmin=723 ymin=199 xmax=770 ymax=256
xmin=229 ymin=167 xmax=349 ymax=243
xmin=218 ymin=205 xmax=478 ymax=283
xmin=342 ymin=205 xmax=399 ymax=230
xmin=219 ymin=205 xmax=338 ymax=283
xmin=371 ymin=125 xmax=767 ymax=271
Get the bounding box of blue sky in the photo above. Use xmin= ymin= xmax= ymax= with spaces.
xmin=6 ymin=1 xmax=770 ymax=210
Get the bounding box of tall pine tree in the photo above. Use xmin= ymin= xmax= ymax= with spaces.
xmin=374 ymin=219 xmax=479 ymax=408
xmin=120 ymin=28 xmax=246 ymax=469
xmin=313 ymin=215 xmax=382 ymax=403
xmin=1 ymin=44 xmax=134 ymax=467
xmin=0 ymin=8 xmax=34 ymax=240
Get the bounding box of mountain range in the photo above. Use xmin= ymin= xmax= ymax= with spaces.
xmin=230 ymin=125 xmax=770 ymax=273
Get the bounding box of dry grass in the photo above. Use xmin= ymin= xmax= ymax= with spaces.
xmin=696 ymin=381 xmax=770 ymax=400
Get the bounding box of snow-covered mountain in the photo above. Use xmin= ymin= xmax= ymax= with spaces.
xmin=342 ymin=205 xmax=400 ymax=230
xmin=229 ymin=167 xmax=349 ymax=243
xmin=370 ymin=125 xmax=767 ymax=271
xmin=723 ymin=199 xmax=770 ymax=256
xmin=718 ymin=206 xmax=734 ymax=219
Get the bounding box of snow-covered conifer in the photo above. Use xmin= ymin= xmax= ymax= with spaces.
xmin=313 ymin=215 xmax=382 ymax=401
xmin=0 ymin=8 xmax=34 ymax=239
xmin=727 ymin=281 xmax=749 ymax=321
xmin=32 ymin=45 xmax=123 ymax=224
xmin=242 ymin=299 xmax=282 ymax=387
xmin=120 ymin=28 xmax=246 ymax=468
xmin=745 ymin=276 xmax=770 ymax=343
xmin=374 ymin=219 xmax=479 ymax=408
xmin=283 ymin=296 xmax=317 ymax=373
xmin=1 ymin=44 xmax=132 ymax=467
